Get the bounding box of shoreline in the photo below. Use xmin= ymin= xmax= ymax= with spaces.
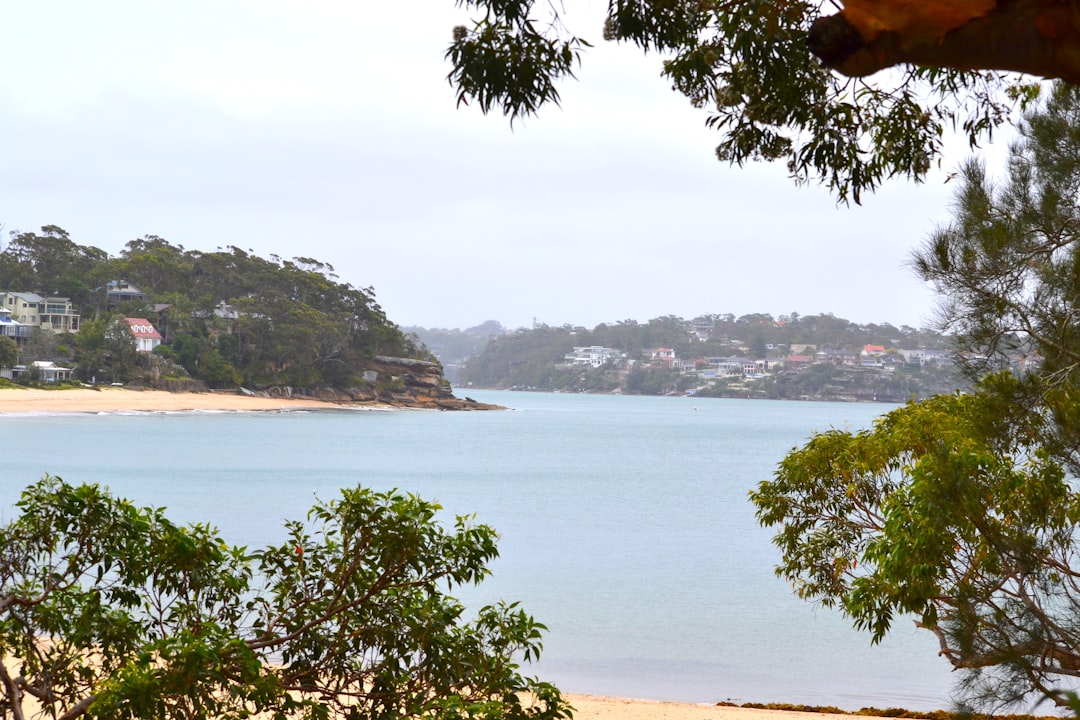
xmin=0 ymin=386 xmax=387 ymax=415
xmin=563 ymin=696 xmax=918 ymax=720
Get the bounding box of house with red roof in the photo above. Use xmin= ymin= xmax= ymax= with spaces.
xmin=125 ymin=318 xmax=163 ymax=353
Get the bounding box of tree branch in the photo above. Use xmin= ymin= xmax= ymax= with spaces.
xmin=810 ymin=0 xmax=1080 ymax=82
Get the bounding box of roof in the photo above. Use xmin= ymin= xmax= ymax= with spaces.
xmin=125 ymin=318 xmax=162 ymax=339
xmin=5 ymin=291 xmax=44 ymax=303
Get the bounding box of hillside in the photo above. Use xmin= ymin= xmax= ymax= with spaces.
xmin=419 ymin=314 xmax=969 ymax=402
xmin=0 ymin=226 xmax=483 ymax=408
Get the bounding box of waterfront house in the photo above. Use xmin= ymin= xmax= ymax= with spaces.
xmin=5 ymin=361 xmax=73 ymax=383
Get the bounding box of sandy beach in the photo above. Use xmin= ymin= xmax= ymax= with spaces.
xmin=565 ymin=696 xmax=867 ymax=720
xmin=0 ymin=386 xmax=364 ymax=414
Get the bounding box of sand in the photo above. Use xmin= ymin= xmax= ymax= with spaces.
xmin=565 ymin=696 xmax=862 ymax=720
xmin=0 ymin=386 xmax=367 ymax=414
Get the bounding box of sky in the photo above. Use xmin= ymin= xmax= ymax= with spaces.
xmin=0 ymin=1 xmax=1011 ymax=332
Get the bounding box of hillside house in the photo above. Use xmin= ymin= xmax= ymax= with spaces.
xmin=0 ymin=308 xmax=31 ymax=340
xmin=1 ymin=292 xmax=80 ymax=333
xmin=106 ymin=280 xmax=150 ymax=309
xmin=648 ymin=348 xmax=678 ymax=369
xmin=861 ymin=344 xmax=887 ymax=366
xmin=125 ymin=318 xmax=163 ymax=353
xmin=785 ymin=354 xmax=814 ymax=370
xmin=565 ymin=346 xmax=623 ymax=368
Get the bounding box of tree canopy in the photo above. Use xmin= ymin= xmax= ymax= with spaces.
xmin=751 ymin=83 xmax=1080 ymax=711
xmin=0 ymin=476 xmax=569 ymax=720
xmin=0 ymin=231 xmax=428 ymax=390
xmin=445 ymin=0 xmax=1067 ymax=202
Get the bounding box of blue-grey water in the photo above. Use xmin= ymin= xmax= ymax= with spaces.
xmin=0 ymin=390 xmax=957 ymax=710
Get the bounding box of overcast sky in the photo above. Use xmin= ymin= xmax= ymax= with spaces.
xmin=0 ymin=1 xmax=1007 ymax=332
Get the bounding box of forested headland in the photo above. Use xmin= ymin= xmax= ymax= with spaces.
xmin=0 ymin=226 xmax=480 ymax=407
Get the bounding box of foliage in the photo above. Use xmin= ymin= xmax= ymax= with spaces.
xmin=0 ymin=336 xmax=16 ymax=369
xmin=753 ymin=84 xmax=1080 ymax=710
xmin=0 ymin=232 xmax=430 ymax=391
xmin=0 ymin=226 xmax=110 ymax=309
xmin=914 ymin=82 xmax=1080 ymax=393
xmin=752 ymin=379 xmax=1080 ymax=709
xmin=445 ymin=0 xmax=1027 ymax=203
xmin=72 ymin=317 xmax=139 ymax=385
xmin=0 ymin=476 xmax=570 ymax=720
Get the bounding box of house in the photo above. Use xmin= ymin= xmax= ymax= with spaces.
xmin=785 ymin=354 xmax=814 ymax=370
xmin=0 ymin=308 xmax=31 ymax=340
xmin=125 ymin=318 xmax=163 ymax=353
xmin=861 ymin=344 xmax=887 ymax=367
xmin=5 ymin=361 xmax=73 ymax=383
xmin=648 ymin=348 xmax=678 ymax=369
xmin=0 ymin=292 xmax=80 ymax=333
xmin=565 ymin=346 xmax=624 ymax=368
xmin=105 ymin=280 xmax=150 ymax=309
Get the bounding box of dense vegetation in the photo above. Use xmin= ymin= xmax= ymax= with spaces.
xmin=0 ymin=228 xmax=429 ymax=390
xmin=443 ymin=313 xmax=962 ymax=401
xmin=0 ymin=475 xmax=569 ymax=720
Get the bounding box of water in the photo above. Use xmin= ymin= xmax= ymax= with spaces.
xmin=0 ymin=390 xmax=957 ymax=710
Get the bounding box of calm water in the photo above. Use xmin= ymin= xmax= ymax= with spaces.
xmin=0 ymin=390 xmax=957 ymax=710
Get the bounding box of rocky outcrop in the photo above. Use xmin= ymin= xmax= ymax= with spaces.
xmin=252 ymin=356 xmax=502 ymax=410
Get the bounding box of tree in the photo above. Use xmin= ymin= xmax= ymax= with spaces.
xmin=915 ymin=81 xmax=1080 ymax=390
xmin=0 ymin=476 xmax=570 ymax=720
xmin=751 ymin=380 xmax=1080 ymax=710
xmin=446 ymin=0 xmax=1056 ymax=203
xmin=0 ymin=336 xmax=16 ymax=370
xmin=750 ymin=84 xmax=1080 ymax=710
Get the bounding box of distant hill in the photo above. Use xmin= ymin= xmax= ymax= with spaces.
xmin=404 ymin=321 xmax=510 ymax=383
xmin=441 ymin=313 xmax=967 ymax=402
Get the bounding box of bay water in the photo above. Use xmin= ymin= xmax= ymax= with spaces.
xmin=0 ymin=390 xmax=957 ymax=710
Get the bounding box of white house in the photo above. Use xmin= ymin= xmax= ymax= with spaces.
xmin=125 ymin=317 xmax=163 ymax=353
xmin=4 ymin=361 xmax=73 ymax=383
xmin=565 ymin=346 xmax=623 ymax=368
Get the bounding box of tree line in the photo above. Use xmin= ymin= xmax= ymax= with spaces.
xmin=0 ymin=229 xmax=428 ymax=389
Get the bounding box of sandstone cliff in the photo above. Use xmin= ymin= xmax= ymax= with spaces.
xmin=253 ymin=356 xmax=501 ymax=410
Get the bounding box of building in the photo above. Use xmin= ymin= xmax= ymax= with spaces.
xmin=105 ymin=280 xmax=150 ymax=309
xmin=125 ymin=318 xmax=163 ymax=353
xmin=648 ymin=348 xmax=678 ymax=369
xmin=0 ymin=292 xmax=81 ymax=333
xmin=0 ymin=308 xmax=31 ymax=340
xmin=565 ymin=345 xmax=624 ymax=368
xmin=4 ymin=361 xmax=73 ymax=383
xmin=860 ymin=344 xmax=887 ymax=367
